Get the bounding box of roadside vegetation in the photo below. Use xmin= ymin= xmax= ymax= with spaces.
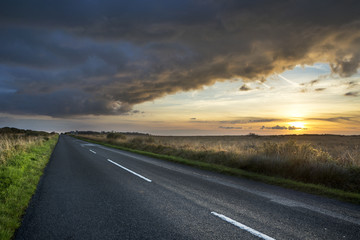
xmin=0 ymin=128 xmax=58 ymax=240
xmin=74 ymin=133 xmax=360 ymax=203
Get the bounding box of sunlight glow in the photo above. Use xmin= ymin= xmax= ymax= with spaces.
xmin=288 ymin=121 xmax=306 ymax=130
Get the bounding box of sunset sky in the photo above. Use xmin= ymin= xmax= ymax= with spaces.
xmin=0 ymin=0 xmax=359 ymax=135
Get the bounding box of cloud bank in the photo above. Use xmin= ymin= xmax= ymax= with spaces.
xmin=1 ymin=0 xmax=360 ymax=116
xmin=260 ymin=125 xmax=306 ymax=130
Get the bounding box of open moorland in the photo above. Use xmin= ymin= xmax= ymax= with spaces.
xmin=76 ymin=132 xmax=360 ymax=194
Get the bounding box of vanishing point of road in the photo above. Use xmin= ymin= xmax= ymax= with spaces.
xmin=15 ymin=135 xmax=360 ymax=239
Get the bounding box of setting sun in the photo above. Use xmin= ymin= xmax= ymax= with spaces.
xmin=288 ymin=121 xmax=306 ymax=130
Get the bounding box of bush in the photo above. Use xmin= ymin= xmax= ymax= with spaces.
xmin=145 ymin=137 xmax=155 ymax=143
xmin=129 ymin=137 xmax=144 ymax=146
xmin=106 ymin=132 xmax=126 ymax=140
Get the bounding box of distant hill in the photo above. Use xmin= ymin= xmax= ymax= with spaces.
xmin=65 ymin=130 xmax=151 ymax=136
xmin=0 ymin=127 xmax=54 ymax=136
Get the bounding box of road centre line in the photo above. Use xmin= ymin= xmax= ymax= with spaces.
xmin=107 ymin=159 xmax=152 ymax=182
xmin=89 ymin=149 xmax=96 ymax=154
xmin=211 ymin=212 xmax=276 ymax=240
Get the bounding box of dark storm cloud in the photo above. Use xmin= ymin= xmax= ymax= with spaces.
xmin=220 ymin=118 xmax=277 ymax=124
xmin=300 ymin=80 xmax=320 ymax=87
xmin=239 ymin=84 xmax=252 ymax=91
xmin=347 ymin=81 xmax=358 ymax=88
xmin=300 ymin=79 xmax=326 ymax=93
xmin=260 ymin=125 xmax=306 ymax=130
xmin=260 ymin=125 xmax=288 ymax=130
xmin=0 ymin=89 xmax=132 ymax=116
xmin=344 ymin=91 xmax=359 ymax=97
xmin=306 ymin=116 xmax=359 ymax=123
xmin=1 ymin=0 xmax=360 ymax=116
xmin=219 ymin=126 xmax=243 ymax=130
xmin=288 ymin=126 xmax=305 ymax=130
xmin=189 ymin=118 xmax=277 ymax=125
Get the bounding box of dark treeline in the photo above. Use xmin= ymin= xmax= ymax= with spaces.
xmin=66 ymin=130 xmax=151 ymax=136
xmin=0 ymin=127 xmax=55 ymax=136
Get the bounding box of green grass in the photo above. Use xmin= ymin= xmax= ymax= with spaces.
xmin=74 ymin=135 xmax=360 ymax=205
xmin=0 ymin=135 xmax=58 ymax=240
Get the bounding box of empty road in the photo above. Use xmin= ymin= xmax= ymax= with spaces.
xmin=15 ymin=135 xmax=360 ymax=239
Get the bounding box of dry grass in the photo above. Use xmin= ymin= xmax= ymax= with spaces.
xmin=78 ymin=134 xmax=360 ymax=193
xmin=0 ymin=134 xmax=49 ymax=165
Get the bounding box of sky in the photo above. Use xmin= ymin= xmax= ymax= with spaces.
xmin=0 ymin=0 xmax=359 ymax=135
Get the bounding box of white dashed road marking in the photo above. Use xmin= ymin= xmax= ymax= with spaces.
xmin=211 ymin=212 xmax=276 ymax=240
xmin=107 ymin=159 xmax=152 ymax=183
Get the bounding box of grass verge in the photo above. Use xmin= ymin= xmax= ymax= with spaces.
xmin=0 ymin=135 xmax=58 ymax=240
xmin=74 ymin=135 xmax=360 ymax=205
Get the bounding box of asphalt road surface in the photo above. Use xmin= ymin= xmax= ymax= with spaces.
xmin=15 ymin=135 xmax=360 ymax=239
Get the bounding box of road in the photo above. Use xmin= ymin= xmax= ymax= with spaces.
xmin=15 ymin=135 xmax=360 ymax=239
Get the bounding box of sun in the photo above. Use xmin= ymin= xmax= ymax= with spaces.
xmin=288 ymin=121 xmax=306 ymax=130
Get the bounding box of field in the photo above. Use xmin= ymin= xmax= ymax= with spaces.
xmin=77 ymin=133 xmax=360 ymax=194
xmin=0 ymin=129 xmax=58 ymax=240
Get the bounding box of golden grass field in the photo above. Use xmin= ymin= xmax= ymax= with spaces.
xmin=79 ymin=133 xmax=360 ymax=193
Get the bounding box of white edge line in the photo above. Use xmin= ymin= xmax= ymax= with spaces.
xmin=89 ymin=149 xmax=96 ymax=154
xmin=211 ymin=212 xmax=276 ymax=240
xmin=107 ymin=159 xmax=152 ymax=183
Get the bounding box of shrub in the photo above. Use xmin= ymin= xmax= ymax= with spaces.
xmin=106 ymin=132 xmax=126 ymax=140
xmin=129 ymin=137 xmax=144 ymax=145
xmin=144 ymin=137 xmax=155 ymax=143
